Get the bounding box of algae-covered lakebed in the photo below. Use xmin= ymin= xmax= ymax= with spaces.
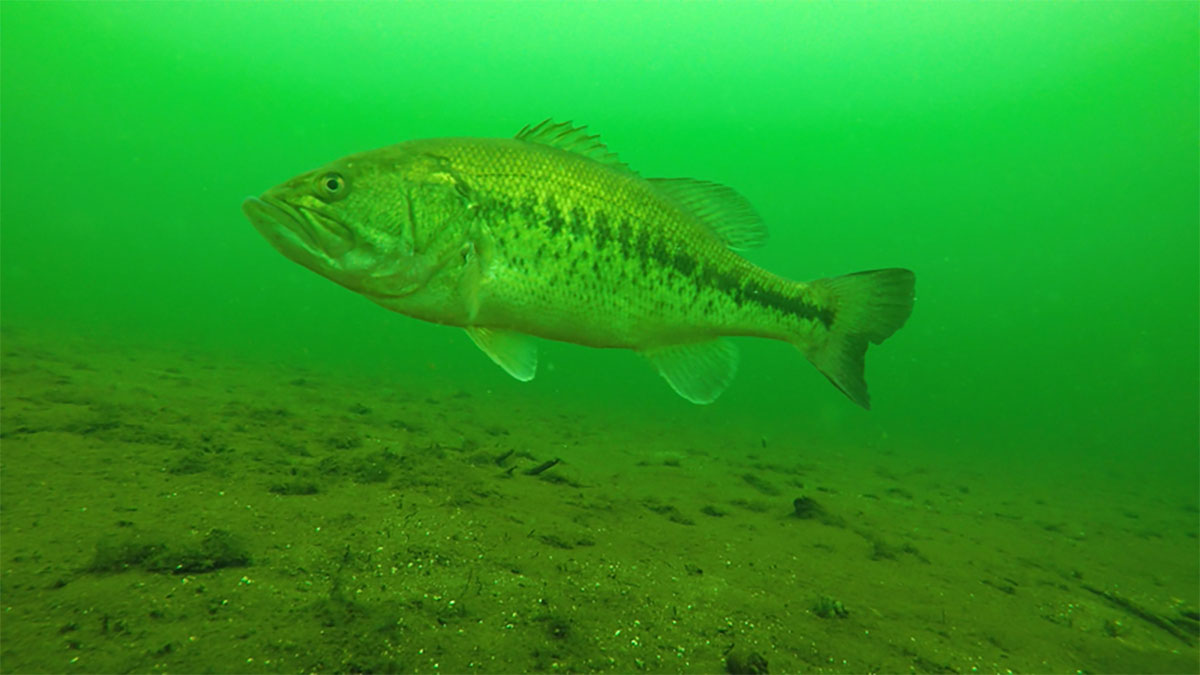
xmin=1 ymin=327 xmax=1196 ymax=673
xmin=2 ymin=1 xmax=1198 ymax=673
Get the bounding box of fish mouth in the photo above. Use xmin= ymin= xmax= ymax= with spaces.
xmin=242 ymin=196 xmax=353 ymax=265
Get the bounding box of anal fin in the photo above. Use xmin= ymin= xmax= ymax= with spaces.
xmin=642 ymin=339 xmax=739 ymax=404
xmin=466 ymin=327 xmax=537 ymax=381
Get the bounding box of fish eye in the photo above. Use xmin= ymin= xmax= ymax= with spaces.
xmin=318 ymin=173 xmax=346 ymax=199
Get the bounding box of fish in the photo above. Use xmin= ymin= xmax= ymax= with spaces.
xmin=243 ymin=120 xmax=915 ymax=408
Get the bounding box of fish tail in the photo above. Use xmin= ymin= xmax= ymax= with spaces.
xmin=799 ymin=268 xmax=915 ymax=409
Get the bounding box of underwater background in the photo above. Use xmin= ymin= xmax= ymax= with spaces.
xmin=2 ymin=2 xmax=1197 ymax=673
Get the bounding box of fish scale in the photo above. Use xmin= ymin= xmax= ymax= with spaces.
xmin=243 ymin=120 xmax=915 ymax=407
xmin=451 ymin=145 xmax=805 ymax=347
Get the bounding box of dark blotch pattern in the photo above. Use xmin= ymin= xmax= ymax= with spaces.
xmin=544 ymin=196 xmax=564 ymax=236
xmin=568 ymin=206 xmax=586 ymax=237
xmin=593 ymin=212 xmax=611 ymax=250
xmin=496 ymin=195 xmax=834 ymax=329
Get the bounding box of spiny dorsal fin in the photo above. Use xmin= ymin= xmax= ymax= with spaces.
xmin=649 ymin=178 xmax=768 ymax=251
xmin=515 ymin=119 xmax=635 ymax=174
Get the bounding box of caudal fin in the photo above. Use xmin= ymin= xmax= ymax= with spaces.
xmin=803 ymin=268 xmax=915 ymax=409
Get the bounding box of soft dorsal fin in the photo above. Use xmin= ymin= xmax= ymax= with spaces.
xmin=648 ymin=178 xmax=768 ymax=251
xmin=642 ymin=339 xmax=740 ymax=404
xmin=515 ymin=119 xmax=635 ymax=174
xmin=466 ymin=327 xmax=537 ymax=381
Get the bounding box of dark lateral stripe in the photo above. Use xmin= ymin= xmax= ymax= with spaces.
xmin=740 ymin=278 xmax=836 ymax=328
xmin=618 ymin=215 xmax=835 ymax=329
xmin=515 ymin=197 xmax=537 ymax=223
xmin=685 ymin=257 xmax=831 ymax=328
xmin=520 ymin=198 xmax=835 ymax=329
xmin=593 ymin=211 xmax=611 ymax=250
xmin=544 ymin=196 xmax=564 ymax=235
xmin=568 ymin=206 xmax=587 ymax=237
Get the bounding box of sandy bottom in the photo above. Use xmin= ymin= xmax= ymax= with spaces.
xmin=1 ymin=326 xmax=1197 ymax=674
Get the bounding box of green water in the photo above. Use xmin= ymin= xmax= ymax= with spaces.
xmin=2 ymin=3 xmax=1197 ymax=673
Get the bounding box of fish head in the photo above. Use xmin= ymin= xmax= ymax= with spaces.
xmin=243 ymin=148 xmax=443 ymax=299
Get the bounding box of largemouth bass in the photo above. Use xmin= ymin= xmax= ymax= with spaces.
xmin=243 ymin=120 xmax=915 ymax=408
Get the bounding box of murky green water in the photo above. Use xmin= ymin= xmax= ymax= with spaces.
xmin=2 ymin=3 xmax=1197 ymax=673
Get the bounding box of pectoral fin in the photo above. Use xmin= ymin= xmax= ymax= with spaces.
xmin=466 ymin=327 xmax=537 ymax=381
xmin=642 ymin=339 xmax=739 ymax=404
